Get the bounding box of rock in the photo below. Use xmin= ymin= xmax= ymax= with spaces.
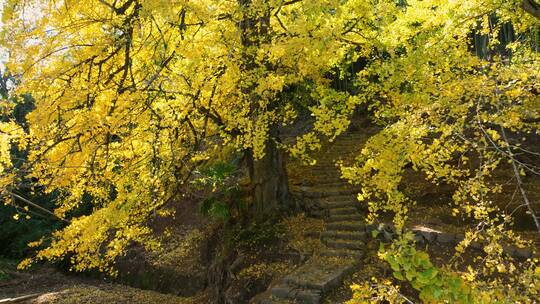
xmin=414 ymin=234 xmax=425 ymax=244
xmin=513 ymin=248 xmax=532 ymax=259
xmin=436 ymin=233 xmax=455 ymax=243
xmin=365 ymin=224 xmax=377 ymax=233
xmin=412 ymin=229 xmax=437 ymax=243
xmin=503 ymin=246 xmax=516 ymax=256
xmin=270 ymin=285 xmax=292 ymax=299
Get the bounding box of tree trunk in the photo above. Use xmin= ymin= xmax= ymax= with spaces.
xmin=246 ymin=128 xmax=289 ymax=219
xmin=236 ymin=0 xmax=289 ymax=218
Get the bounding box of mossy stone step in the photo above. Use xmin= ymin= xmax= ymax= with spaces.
xmin=322 ymin=230 xmax=367 ymax=241
xmin=311 ymin=194 xmax=356 ymax=202
xmin=299 ymin=173 xmax=341 ymax=178
xmin=324 ymin=239 xmax=365 ymax=250
xmin=326 ymin=221 xmax=366 ymax=232
xmin=291 ymin=177 xmax=342 ymax=184
xmin=258 ymin=297 xmax=297 ymax=304
xmin=305 ymin=181 xmax=355 ymax=188
xmin=326 ymin=214 xmax=363 ymax=222
xmin=290 ymin=185 xmax=356 ymax=193
xmin=320 ymin=201 xmax=357 ymax=209
xmin=328 ymin=207 xmax=358 ymax=216
xmin=295 ymin=179 xmax=344 ymax=186
xmin=283 ymin=261 xmax=356 ymax=292
xmin=320 ymin=249 xmax=364 ymax=259
xmin=301 ymin=188 xmax=358 ymax=199
xmin=271 ymin=284 xmax=321 ymax=304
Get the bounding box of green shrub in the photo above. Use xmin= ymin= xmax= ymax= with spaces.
xmin=193 ymin=160 xmax=247 ymax=222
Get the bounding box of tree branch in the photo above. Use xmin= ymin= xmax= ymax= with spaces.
xmin=8 ymin=192 xmax=70 ymax=224
xmin=500 ymin=128 xmax=540 ymax=235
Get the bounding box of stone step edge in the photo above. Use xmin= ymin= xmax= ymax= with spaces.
xmin=283 ymin=264 xmax=356 ymax=292
xmin=270 ymin=283 xmax=321 ymax=303
xmin=321 ymin=230 xmax=368 ymax=241
xmin=324 ymin=239 xmax=365 ymax=250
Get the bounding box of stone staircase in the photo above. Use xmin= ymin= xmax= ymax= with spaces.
xmin=255 ymin=129 xmax=538 ymax=304
xmin=257 ymin=133 xmax=370 ymax=304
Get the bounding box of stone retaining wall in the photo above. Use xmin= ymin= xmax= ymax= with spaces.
xmin=364 ymin=223 xmax=535 ymax=260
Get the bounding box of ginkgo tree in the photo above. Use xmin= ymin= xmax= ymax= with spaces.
xmin=339 ymin=0 xmax=540 ymax=302
xmin=0 ymin=0 xmax=370 ymax=272
xmin=0 ymin=0 xmax=539 ymax=300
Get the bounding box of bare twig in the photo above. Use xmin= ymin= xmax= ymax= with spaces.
xmin=0 ymin=293 xmax=42 ymax=303
xmin=500 ymin=127 xmax=540 ymax=234
xmin=7 ymin=192 xmax=70 ymax=224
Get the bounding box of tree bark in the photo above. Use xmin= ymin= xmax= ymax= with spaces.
xmin=522 ymin=0 xmax=540 ymax=19
xmin=246 ymin=128 xmax=289 ymax=219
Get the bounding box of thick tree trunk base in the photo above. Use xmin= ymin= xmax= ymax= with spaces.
xmin=247 ymin=137 xmax=289 ymax=220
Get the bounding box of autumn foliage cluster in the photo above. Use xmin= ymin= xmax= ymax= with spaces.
xmin=0 ymin=0 xmax=539 ymax=302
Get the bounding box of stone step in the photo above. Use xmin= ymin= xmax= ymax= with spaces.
xmin=326 ymin=221 xmax=366 ymax=232
xmin=320 ymin=249 xmax=364 ymax=259
xmin=258 ymin=297 xmax=296 ymax=304
xmin=298 ymin=175 xmax=342 ymax=181
xmin=271 ymin=284 xmax=321 ymax=303
xmin=300 ymin=173 xmax=342 ymax=179
xmin=296 ymin=180 xmax=346 ymax=187
xmin=301 ymin=188 xmax=358 ymax=199
xmin=326 ymin=214 xmax=363 ymax=222
xmin=314 ymin=181 xmax=355 ymax=188
xmin=290 ymin=177 xmax=343 ymax=184
xmin=312 ymin=194 xmax=357 ymax=202
xmin=328 ymin=207 xmax=358 ymax=216
xmin=290 ymin=185 xmax=355 ymax=193
xmin=320 ymin=200 xmax=357 ymax=209
xmin=325 ymin=239 xmax=365 ymax=250
xmin=322 ymin=230 xmax=368 ymax=241
xmin=283 ymin=261 xmax=356 ymax=292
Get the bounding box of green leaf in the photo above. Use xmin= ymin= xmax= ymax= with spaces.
xmin=405 ymin=269 xmax=416 ymax=281
xmin=421 ymin=268 xmax=438 ymax=280
xmin=387 ymin=256 xmax=400 ymax=272
xmin=433 ymin=287 xmax=442 ymax=299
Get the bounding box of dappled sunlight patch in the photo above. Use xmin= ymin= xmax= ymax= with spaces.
xmin=40 ymin=284 xmax=209 ymax=304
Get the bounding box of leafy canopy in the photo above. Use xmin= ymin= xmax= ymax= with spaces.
xmin=0 ymin=3 xmax=539 ymax=301
xmin=1 ymin=0 xmax=369 ymax=272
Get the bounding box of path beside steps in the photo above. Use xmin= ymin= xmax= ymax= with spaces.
xmin=257 ymin=133 xmax=371 ymax=304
